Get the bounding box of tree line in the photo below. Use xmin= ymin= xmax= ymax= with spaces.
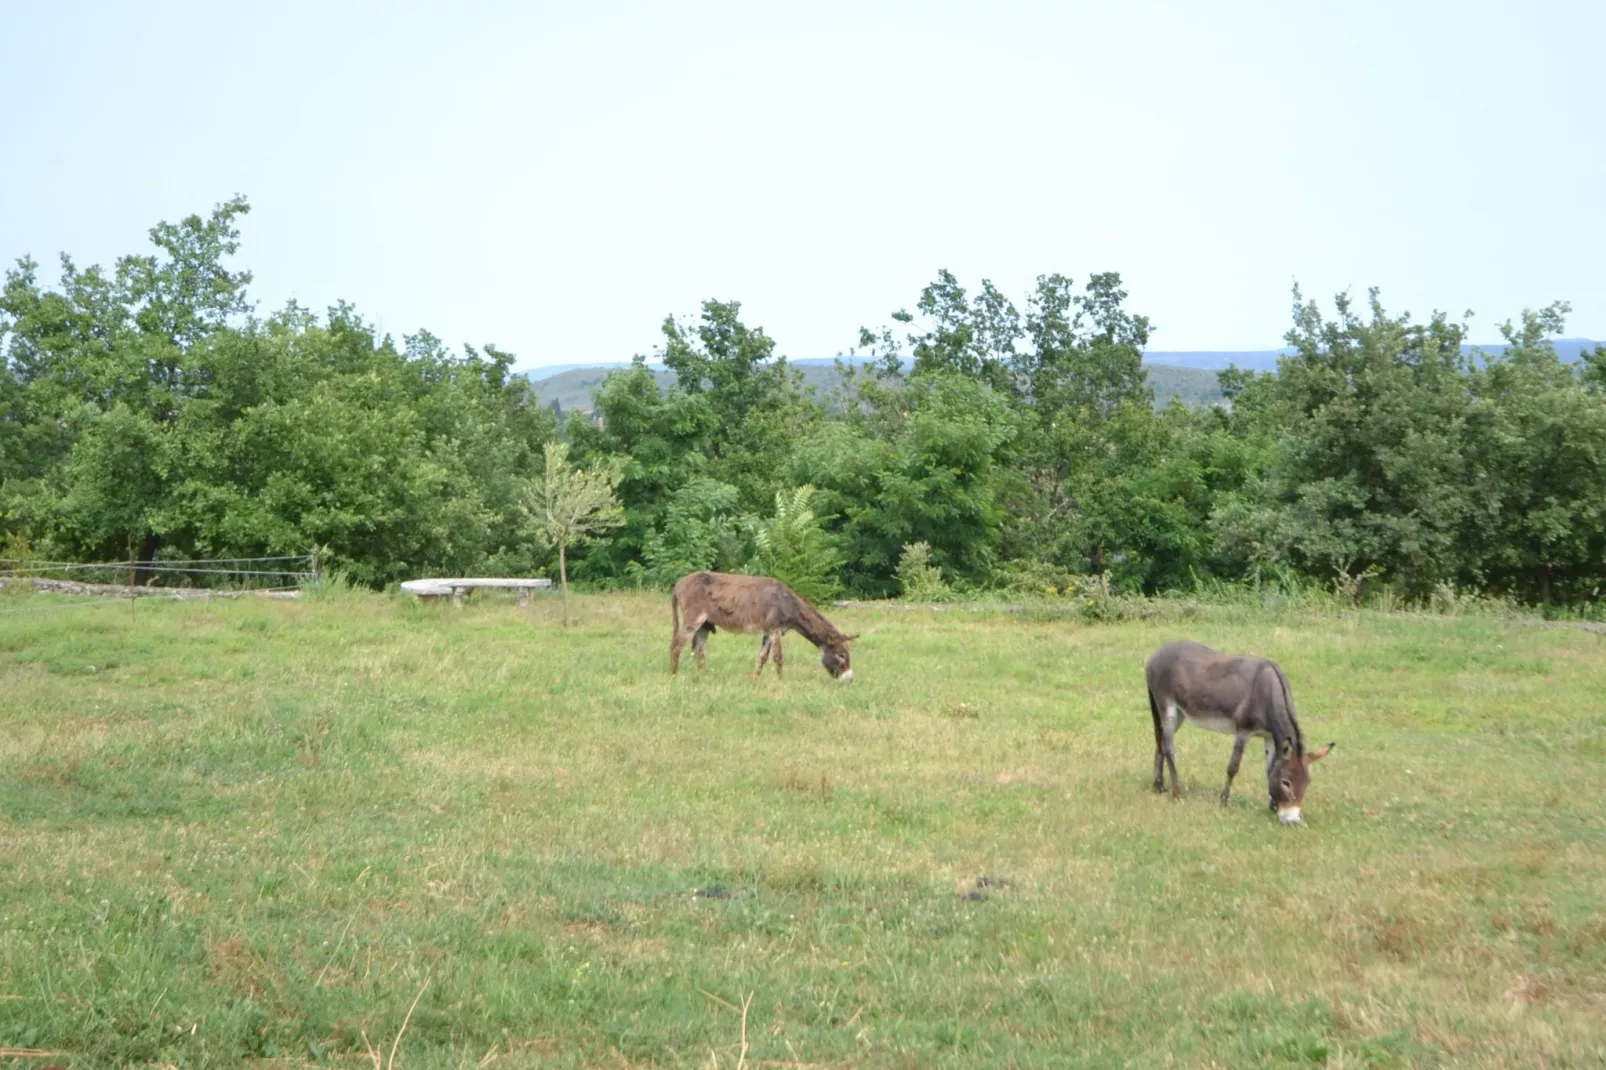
xmin=4 ymin=198 xmax=1605 ymax=611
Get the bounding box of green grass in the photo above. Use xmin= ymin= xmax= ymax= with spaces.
xmin=1 ymin=588 xmax=1603 ymax=1068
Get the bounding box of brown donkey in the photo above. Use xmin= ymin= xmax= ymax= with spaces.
xmin=670 ymin=571 xmax=858 ymax=681
xmin=1145 ymin=640 xmax=1334 ymax=824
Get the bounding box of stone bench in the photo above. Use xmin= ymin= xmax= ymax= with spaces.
xmin=400 ymin=577 xmax=554 ymax=607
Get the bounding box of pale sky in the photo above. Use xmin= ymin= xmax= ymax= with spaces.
xmin=3 ymin=0 xmax=1602 ymax=370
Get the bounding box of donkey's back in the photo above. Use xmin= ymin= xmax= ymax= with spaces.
xmin=1146 ymin=639 xmax=1281 ymax=732
xmin=672 ymin=570 xmax=797 ymax=633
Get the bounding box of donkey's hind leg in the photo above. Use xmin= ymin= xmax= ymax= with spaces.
xmin=752 ymin=633 xmax=774 ymax=678
xmin=671 ymin=613 xmax=707 ymax=675
xmin=1148 ymin=688 xmax=1170 ymax=793
xmin=1152 ymin=694 xmax=1183 ymax=798
xmin=1163 ymin=720 xmax=1182 ymax=798
xmin=692 ymin=623 xmax=713 ymax=670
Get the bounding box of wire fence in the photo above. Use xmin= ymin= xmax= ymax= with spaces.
xmin=0 ymin=554 xmax=317 ymax=611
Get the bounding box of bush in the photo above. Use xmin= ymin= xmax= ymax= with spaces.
xmin=896 ymin=541 xmax=950 ymax=602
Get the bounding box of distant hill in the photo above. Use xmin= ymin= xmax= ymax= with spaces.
xmin=521 ymin=357 xmax=1225 ymax=413
xmin=1146 ymin=364 xmax=1226 ymax=408
xmin=1144 ymin=350 xmax=1290 ymax=372
xmin=1146 ymin=339 xmax=1602 ymax=372
xmin=519 ymin=340 xmax=1601 ymax=414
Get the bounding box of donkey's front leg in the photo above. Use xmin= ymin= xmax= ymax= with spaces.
xmin=771 ymin=633 xmax=784 ymax=679
xmin=1221 ymin=731 xmax=1249 ymax=805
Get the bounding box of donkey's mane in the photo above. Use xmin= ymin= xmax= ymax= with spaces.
xmin=788 ymin=591 xmax=845 ymax=648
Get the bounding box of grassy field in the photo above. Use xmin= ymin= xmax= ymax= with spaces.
xmin=1 ymin=588 xmax=1603 ymax=1068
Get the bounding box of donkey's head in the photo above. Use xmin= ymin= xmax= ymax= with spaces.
xmin=820 ymin=633 xmax=859 ymax=682
xmin=1270 ymin=739 xmax=1335 ymax=825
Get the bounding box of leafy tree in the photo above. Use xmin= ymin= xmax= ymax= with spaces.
xmin=1460 ymin=303 xmax=1606 ymax=604
xmin=1229 ymin=287 xmax=1475 ymax=597
xmin=796 ymin=372 xmax=1020 ymax=595
xmin=637 ymin=476 xmax=744 ymax=587
xmin=523 ymin=441 xmax=624 ymax=623
xmin=659 ymin=299 xmax=818 ymax=510
xmin=1021 ymin=272 xmax=1153 ymax=418
xmin=568 ymin=357 xmax=718 ymax=582
xmin=11 ymin=196 xmax=1605 ymax=614
xmin=1 ymin=202 xmax=557 ymax=584
xmin=1582 ymin=344 xmax=1606 ymax=392
xmin=889 ymin=269 xmax=1019 ymax=393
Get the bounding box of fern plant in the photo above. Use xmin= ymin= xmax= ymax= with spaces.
xmin=744 ymin=485 xmax=844 ymax=603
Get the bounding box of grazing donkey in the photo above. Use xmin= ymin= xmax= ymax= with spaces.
xmin=670 ymin=571 xmax=858 ymax=681
xmin=1145 ymin=640 xmax=1334 ymax=824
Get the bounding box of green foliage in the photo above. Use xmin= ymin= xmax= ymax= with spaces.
xmin=1459 ymin=304 xmax=1606 ymax=604
xmin=659 ymin=299 xmax=820 ymax=512
xmin=523 ymin=441 xmax=624 ymax=622
xmin=744 ymin=484 xmax=843 ymax=603
xmin=796 ymin=371 xmax=1020 ymax=596
xmin=636 ymin=476 xmax=744 ymax=587
xmin=1583 ymin=343 xmax=1606 ymax=392
xmin=300 ymin=564 xmax=361 ymax=602
xmin=568 ymin=357 xmax=716 ymax=582
xmin=895 ymin=540 xmax=949 ymax=602
xmin=1020 ymin=271 xmax=1153 ymax=418
xmin=1206 ymin=291 xmax=1606 ymax=607
xmin=1246 ymin=287 xmax=1476 ymax=597
xmin=523 ymin=441 xmax=624 ymax=554
xmin=6 ymin=197 xmax=1605 ymax=611
xmin=1 ymin=203 xmax=556 ymax=585
xmin=898 ymin=269 xmax=1019 ymax=394
xmin=567 ymin=302 xmax=818 ymax=588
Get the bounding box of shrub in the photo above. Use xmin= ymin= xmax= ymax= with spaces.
xmin=896 ymin=541 xmax=950 ymax=602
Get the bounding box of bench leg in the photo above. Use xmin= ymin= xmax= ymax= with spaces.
xmin=517 ymin=587 xmax=530 ymax=608
xmin=452 ymin=588 xmax=463 ymax=609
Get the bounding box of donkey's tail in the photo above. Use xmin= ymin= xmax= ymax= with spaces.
xmin=671 ymin=590 xmax=681 ymax=635
xmin=1146 ymin=684 xmax=1164 ymax=747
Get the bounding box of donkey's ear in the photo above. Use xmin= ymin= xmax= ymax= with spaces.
xmin=1307 ymin=741 xmax=1335 ymax=763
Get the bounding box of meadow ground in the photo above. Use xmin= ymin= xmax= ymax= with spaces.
xmin=0 ymin=587 xmax=1603 ymax=1068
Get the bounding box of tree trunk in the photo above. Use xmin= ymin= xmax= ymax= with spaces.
xmin=133 ymin=532 xmax=160 ymax=586
xmin=559 ymin=536 xmax=569 ymax=627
